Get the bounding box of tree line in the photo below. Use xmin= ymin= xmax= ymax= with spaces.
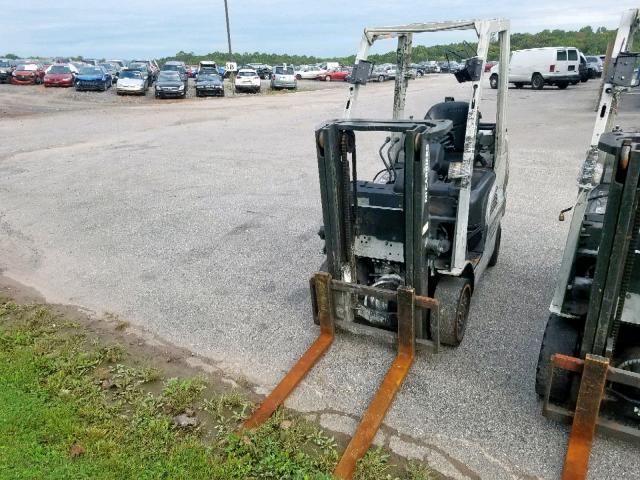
xmin=5 ymin=26 xmax=630 ymax=66
xmin=159 ymin=26 xmax=620 ymax=66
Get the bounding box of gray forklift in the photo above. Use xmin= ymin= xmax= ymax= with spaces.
xmin=314 ymin=19 xmax=511 ymax=346
xmin=535 ymin=8 xmax=640 ymax=478
xmin=243 ymin=19 xmax=511 ymax=480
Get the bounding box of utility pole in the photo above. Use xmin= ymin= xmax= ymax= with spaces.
xmin=223 ymin=0 xmax=236 ymax=95
xmin=224 ymin=0 xmax=232 ymax=58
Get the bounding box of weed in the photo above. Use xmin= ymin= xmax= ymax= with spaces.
xmin=109 ymin=363 xmax=161 ymax=398
xmin=354 ymin=447 xmax=394 ymax=480
xmin=407 ymin=460 xmax=436 ymax=480
xmin=161 ymin=377 xmax=207 ymax=414
xmin=101 ymin=343 xmax=126 ymax=362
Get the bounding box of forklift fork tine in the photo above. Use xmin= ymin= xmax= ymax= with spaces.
xmin=333 ymin=286 xmax=416 ymax=479
xmin=562 ymin=354 xmax=609 ymax=480
xmin=243 ymin=275 xmax=433 ymax=480
xmin=242 ymin=272 xmax=335 ymax=430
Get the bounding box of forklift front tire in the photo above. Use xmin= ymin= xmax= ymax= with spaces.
xmin=433 ymin=276 xmax=472 ymax=346
xmin=535 ymin=313 xmax=580 ymax=401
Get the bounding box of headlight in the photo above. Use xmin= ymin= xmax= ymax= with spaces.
xmin=178 ymin=84 xmax=184 ymax=90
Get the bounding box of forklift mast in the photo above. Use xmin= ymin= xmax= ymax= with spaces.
xmin=550 ymin=8 xmax=640 ymax=319
xmin=342 ymin=20 xmax=510 ymax=275
xmin=582 ymin=132 xmax=640 ymax=359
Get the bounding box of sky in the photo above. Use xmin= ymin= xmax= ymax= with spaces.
xmin=2 ymin=1 xmax=639 ymax=59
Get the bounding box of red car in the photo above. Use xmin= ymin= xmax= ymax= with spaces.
xmin=44 ymin=64 xmax=77 ymax=87
xmin=11 ymin=63 xmax=45 ymax=85
xmin=317 ymin=67 xmax=351 ymax=82
xmin=484 ymin=61 xmax=497 ymax=73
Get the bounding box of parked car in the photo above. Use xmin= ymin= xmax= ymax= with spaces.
xmin=70 ymin=62 xmax=86 ymax=72
xmin=410 ymin=63 xmax=426 ymax=76
xmin=162 ymin=61 xmax=188 ymax=82
xmin=235 ymin=68 xmax=261 ymax=93
xmin=195 ymin=72 xmax=224 ymax=97
xmin=98 ymin=63 xmax=119 ymax=82
xmin=154 ymin=70 xmax=187 ymax=98
xmin=116 ymin=69 xmax=148 ymax=95
xmin=247 ymin=63 xmax=272 ymax=79
xmin=107 ymin=59 xmax=126 ymax=71
xmin=317 ymin=67 xmax=351 ymax=81
xmin=585 ymin=56 xmax=603 ymax=77
xmin=419 ymin=61 xmax=437 ymax=73
xmin=44 ymin=64 xmax=77 ymax=87
xmin=484 ymin=60 xmax=497 ymax=72
xmin=271 ymin=64 xmax=297 ymax=90
xmin=131 ymin=59 xmax=159 ymax=80
xmin=369 ymin=66 xmax=391 ymax=82
xmin=128 ymin=62 xmax=153 ymax=88
xmin=295 ymin=65 xmax=324 ymax=80
xmin=198 ymin=60 xmax=218 ymax=77
xmin=75 ymin=66 xmax=112 ymax=91
xmin=489 ymin=47 xmax=580 ymax=89
xmin=11 ymin=63 xmax=45 ymax=85
xmin=578 ymin=52 xmax=594 ymax=82
xmin=438 ymin=61 xmax=451 ymax=73
xmin=0 ymin=59 xmax=15 ymax=83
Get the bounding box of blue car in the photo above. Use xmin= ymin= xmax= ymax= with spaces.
xmin=75 ymin=65 xmax=112 ymax=91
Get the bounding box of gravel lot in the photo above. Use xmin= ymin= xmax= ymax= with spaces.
xmin=1 ymin=75 xmax=639 ymax=479
xmin=0 ymin=77 xmax=344 ymax=116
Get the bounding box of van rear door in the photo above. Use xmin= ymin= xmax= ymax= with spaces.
xmin=566 ymin=49 xmax=579 ymax=74
xmin=554 ymin=49 xmax=568 ymax=75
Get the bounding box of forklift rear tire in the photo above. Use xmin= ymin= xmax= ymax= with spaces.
xmin=535 ymin=313 xmax=580 ymax=401
xmin=433 ymin=276 xmax=472 ymax=346
xmin=488 ymin=225 xmax=501 ymax=267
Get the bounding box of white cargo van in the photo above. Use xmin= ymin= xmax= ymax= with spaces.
xmin=489 ymin=47 xmax=580 ymax=90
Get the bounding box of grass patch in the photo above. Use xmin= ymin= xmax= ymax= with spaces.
xmin=0 ymin=299 xmax=434 ymax=479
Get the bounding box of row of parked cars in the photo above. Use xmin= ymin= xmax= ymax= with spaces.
xmin=1 ymin=48 xmax=612 ymax=100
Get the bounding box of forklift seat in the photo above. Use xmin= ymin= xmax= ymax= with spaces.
xmin=425 ymin=101 xmax=475 ymax=152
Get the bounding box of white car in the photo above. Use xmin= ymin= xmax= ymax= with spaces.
xmin=489 ymin=47 xmax=580 ymax=90
xmin=235 ymin=68 xmax=261 ymax=93
xmin=116 ymin=69 xmax=148 ymax=95
xmin=294 ymin=65 xmax=324 ymax=80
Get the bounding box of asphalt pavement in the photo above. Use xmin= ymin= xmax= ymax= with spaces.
xmin=0 ymin=76 xmax=639 ymax=479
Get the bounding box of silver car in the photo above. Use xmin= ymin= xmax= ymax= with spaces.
xmin=585 ymin=55 xmax=603 ymax=77
xmin=116 ymin=69 xmax=148 ymax=95
xmin=270 ymin=64 xmax=297 ymax=90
